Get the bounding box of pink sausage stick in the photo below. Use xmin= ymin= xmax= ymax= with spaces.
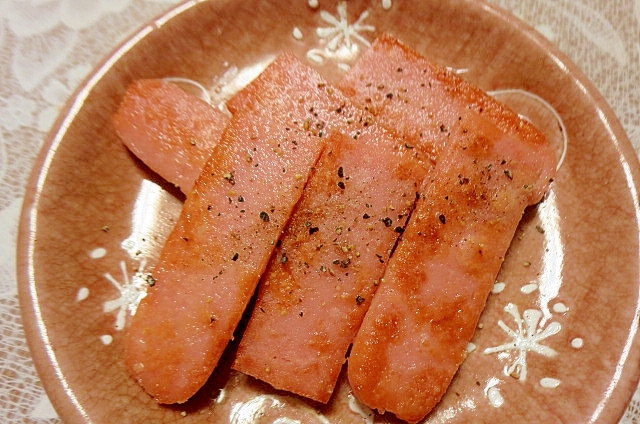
xmin=124 ymin=53 xmax=367 ymax=404
xmin=233 ymin=125 xmax=430 ymax=403
xmin=338 ymin=35 xmax=556 ymax=421
xmin=338 ymin=34 xmax=545 ymax=162
xmin=348 ymin=109 xmax=556 ymax=423
xmin=113 ymin=79 xmax=229 ymax=193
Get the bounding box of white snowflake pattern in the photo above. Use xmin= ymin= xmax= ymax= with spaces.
xmin=306 ymin=1 xmax=375 ymax=67
xmin=483 ymin=303 xmax=561 ymax=381
xmin=103 ymin=259 xmax=153 ymax=331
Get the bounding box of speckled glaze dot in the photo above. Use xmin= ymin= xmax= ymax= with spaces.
xmin=89 ymin=247 xmax=107 ymax=259
xmin=492 ymin=281 xmax=506 ymax=294
xmin=552 ymin=302 xmax=569 ymax=313
xmin=99 ymin=334 xmax=113 ymax=345
xmin=571 ymin=337 xmax=584 ymax=349
xmin=76 ymin=287 xmax=90 ymax=301
xmin=540 ymin=377 xmax=561 ymax=388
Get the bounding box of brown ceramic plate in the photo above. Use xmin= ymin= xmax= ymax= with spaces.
xmin=17 ymin=0 xmax=640 ymax=422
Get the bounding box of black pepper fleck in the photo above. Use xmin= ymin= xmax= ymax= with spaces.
xmin=223 ymin=172 xmax=235 ymax=185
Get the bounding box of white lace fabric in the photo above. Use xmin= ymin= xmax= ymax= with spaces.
xmin=0 ymin=0 xmax=638 ymax=422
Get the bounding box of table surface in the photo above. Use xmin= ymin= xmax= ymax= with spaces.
xmin=1 ymin=0 xmax=639 ymax=422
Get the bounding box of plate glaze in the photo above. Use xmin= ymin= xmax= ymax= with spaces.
xmin=17 ymin=0 xmax=640 ymax=422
